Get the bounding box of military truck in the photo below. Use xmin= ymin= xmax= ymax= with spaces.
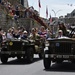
xmin=0 ymin=38 xmax=44 ymax=63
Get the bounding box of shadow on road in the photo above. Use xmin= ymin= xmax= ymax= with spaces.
xmin=0 ymin=58 xmax=42 ymax=65
xmin=44 ymin=62 xmax=75 ymax=72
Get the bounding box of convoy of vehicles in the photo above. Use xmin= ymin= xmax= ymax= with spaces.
xmin=0 ymin=18 xmax=75 ymax=71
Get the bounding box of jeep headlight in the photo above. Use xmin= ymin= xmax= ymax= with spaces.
xmin=22 ymin=43 xmax=25 ymax=45
xmin=45 ymin=43 xmax=49 ymax=47
xmin=45 ymin=41 xmax=49 ymax=47
xmin=6 ymin=43 xmax=8 ymax=45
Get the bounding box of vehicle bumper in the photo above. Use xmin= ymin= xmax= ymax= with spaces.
xmin=45 ymin=54 xmax=75 ymax=59
xmin=1 ymin=51 xmax=25 ymax=55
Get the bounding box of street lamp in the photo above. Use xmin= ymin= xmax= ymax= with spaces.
xmin=52 ymin=9 xmax=62 ymax=17
xmin=51 ymin=9 xmax=62 ymax=38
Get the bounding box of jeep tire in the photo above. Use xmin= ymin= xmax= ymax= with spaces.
xmin=1 ymin=54 xmax=8 ymax=64
xmin=26 ymin=48 xmax=34 ymax=63
xmin=43 ymin=50 xmax=51 ymax=69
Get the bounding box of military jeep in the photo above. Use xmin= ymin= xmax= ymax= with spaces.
xmin=0 ymin=38 xmax=44 ymax=63
xmin=43 ymin=37 xmax=75 ymax=69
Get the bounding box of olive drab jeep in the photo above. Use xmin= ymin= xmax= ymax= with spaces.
xmin=43 ymin=23 xmax=75 ymax=70
xmin=43 ymin=37 xmax=75 ymax=69
xmin=0 ymin=38 xmax=45 ymax=63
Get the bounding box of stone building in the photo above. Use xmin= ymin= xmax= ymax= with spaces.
xmin=0 ymin=0 xmax=48 ymax=32
xmin=20 ymin=0 xmax=29 ymax=8
xmin=64 ymin=9 xmax=75 ymax=26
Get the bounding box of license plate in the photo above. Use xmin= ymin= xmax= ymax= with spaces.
xmin=57 ymin=55 xmax=62 ymax=58
xmin=45 ymin=54 xmax=48 ymax=58
xmin=63 ymin=55 xmax=69 ymax=58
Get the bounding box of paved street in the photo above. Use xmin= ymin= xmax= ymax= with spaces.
xmin=0 ymin=55 xmax=75 ymax=75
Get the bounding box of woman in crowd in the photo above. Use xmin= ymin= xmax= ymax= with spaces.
xmin=58 ymin=22 xmax=67 ymax=36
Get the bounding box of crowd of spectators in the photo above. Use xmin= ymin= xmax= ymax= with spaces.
xmin=0 ymin=26 xmax=52 ymax=44
xmin=0 ymin=0 xmax=70 ymax=43
xmin=0 ymin=0 xmax=24 ymax=20
xmin=0 ymin=0 xmax=51 ymax=40
xmin=0 ymin=0 xmax=39 ymax=23
xmin=0 ymin=21 xmax=72 ymax=47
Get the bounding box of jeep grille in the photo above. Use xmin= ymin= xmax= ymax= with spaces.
xmin=50 ymin=42 xmax=72 ymax=54
xmin=7 ymin=41 xmax=22 ymax=51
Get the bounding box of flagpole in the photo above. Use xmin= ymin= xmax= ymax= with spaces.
xmin=46 ymin=6 xmax=47 ymax=19
xmin=46 ymin=5 xmax=48 ymax=19
xmin=38 ymin=0 xmax=41 ymax=16
xmin=39 ymin=7 xmax=40 ymax=16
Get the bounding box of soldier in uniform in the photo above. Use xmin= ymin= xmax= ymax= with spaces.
xmin=29 ymin=28 xmax=40 ymax=40
xmin=29 ymin=28 xmax=42 ymax=51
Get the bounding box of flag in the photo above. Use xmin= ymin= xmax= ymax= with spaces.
xmin=46 ymin=6 xmax=48 ymax=18
xmin=49 ymin=14 xmax=52 ymax=23
xmin=38 ymin=0 xmax=41 ymax=8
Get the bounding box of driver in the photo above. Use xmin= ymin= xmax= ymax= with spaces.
xmin=56 ymin=30 xmax=63 ymax=38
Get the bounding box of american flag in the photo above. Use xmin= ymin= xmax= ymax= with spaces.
xmin=46 ymin=6 xmax=48 ymax=18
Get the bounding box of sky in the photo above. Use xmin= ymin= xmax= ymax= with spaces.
xmin=28 ymin=0 xmax=75 ymax=18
